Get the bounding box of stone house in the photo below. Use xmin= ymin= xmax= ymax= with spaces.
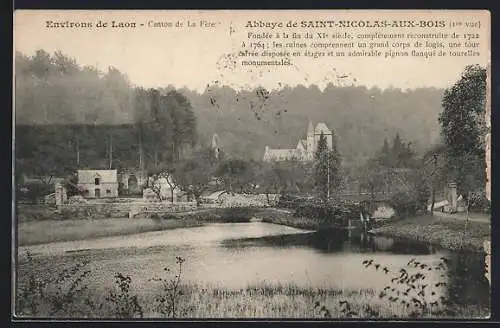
xmin=77 ymin=169 xmax=119 ymax=198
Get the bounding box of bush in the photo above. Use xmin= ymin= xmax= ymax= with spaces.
xmin=389 ymin=192 xmax=418 ymax=218
xmin=468 ymin=191 xmax=490 ymax=213
xmin=150 ymin=256 xmax=186 ymax=318
xmin=17 ymin=182 xmax=53 ymax=204
xmin=277 ymin=194 xmax=323 ymax=209
xmin=105 ymin=273 xmax=143 ymax=319
xmin=294 ymin=203 xmax=360 ymax=225
xmin=17 ymin=251 xmax=94 ymax=317
xmin=314 ymin=257 xmax=455 ymax=319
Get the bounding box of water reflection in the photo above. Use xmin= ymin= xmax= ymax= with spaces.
xmin=221 ymin=227 xmax=489 ymax=307
xmin=22 ymin=222 xmax=489 ymax=310
xmin=221 ymin=228 xmax=437 ymax=256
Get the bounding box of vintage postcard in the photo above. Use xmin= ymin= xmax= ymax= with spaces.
xmin=13 ymin=10 xmax=491 ymax=319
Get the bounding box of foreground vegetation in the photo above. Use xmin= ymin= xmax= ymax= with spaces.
xmin=370 ymin=214 xmax=490 ymax=253
xmin=16 ymin=252 xmax=489 ymax=319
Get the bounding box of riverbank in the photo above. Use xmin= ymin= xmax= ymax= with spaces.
xmin=18 ymin=205 xmax=491 ymax=253
xmin=16 ymin=252 xmax=489 ymax=319
xmin=17 ymin=207 xmax=297 ymax=246
xmin=16 ymin=282 xmax=488 ymax=319
xmin=369 ymin=214 xmax=491 ymax=253
xmin=18 ymin=217 xmax=204 ymax=246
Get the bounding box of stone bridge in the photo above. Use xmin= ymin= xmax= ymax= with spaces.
xmin=338 ymin=192 xmax=397 ymax=220
xmin=338 ymin=192 xmax=396 ymax=203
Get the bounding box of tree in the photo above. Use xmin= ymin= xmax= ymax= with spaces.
xmin=359 ymin=158 xmax=386 ymax=200
xmin=164 ymin=90 xmax=197 ymax=161
xmin=313 ymin=132 xmax=342 ymax=202
xmin=256 ymin=163 xmax=285 ymax=204
xmin=173 ymin=147 xmax=216 ymax=206
xmin=148 ymin=166 xmax=178 ymax=202
xmin=215 ymin=159 xmax=256 ymax=194
xmin=388 ymin=168 xmax=430 ymax=218
xmin=379 ymin=137 xmax=391 ymax=166
xmin=438 ymin=65 xmax=487 ymax=198
xmin=135 ymin=88 xmax=198 ymax=169
xmin=148 ymin=88 xmax=174 ymax=166
xmin=392 ymin=133 xmax=403 ymax=166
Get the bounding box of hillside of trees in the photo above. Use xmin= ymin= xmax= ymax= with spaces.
xmin=15 ymin=49 xmax=445 ymax=176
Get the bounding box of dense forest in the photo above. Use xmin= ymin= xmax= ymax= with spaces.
xmin=15 ymin=50 xmax=445 ymax=177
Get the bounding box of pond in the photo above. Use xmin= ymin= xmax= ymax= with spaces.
xmin=18 ymin=222 xmax=490 ymax=311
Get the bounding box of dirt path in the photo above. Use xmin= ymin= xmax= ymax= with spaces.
xmin=432 ymin=211 xmax=490 ymax=223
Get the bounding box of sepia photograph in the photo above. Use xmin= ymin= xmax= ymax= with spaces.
xmin=12 ymin=10 xmax=491 ymax=320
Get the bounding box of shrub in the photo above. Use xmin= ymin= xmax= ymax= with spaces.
xmin=314 ymin=257 xmax=454 ymax=319
xmin=294 ymin=203 xmax=360 ymax=225
xmin=468 ymin=191 xmax=490 ymax=213
xmin=17 ymin=251 xmax=94 ymax=317
xmin=105 ymin=273 xmax=143 ymax=319
xmin=150 ymin=256 xmax=186 ymax=318
xmin=364 ymin=257 xmax=454 ymax=317
xmin=46 ymin=260 xmax=93 ymax=317
xmin=389 ymin=192 xmax=418 ymax=218
xmin=17 ymin=251 xmax=48 ymax=316
xmin=17 ymin=182 xmax=52 ymax=204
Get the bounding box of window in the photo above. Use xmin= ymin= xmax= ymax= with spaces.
xmin=106 ymin=189 xmax=111 ymax=195
xmin=95 ymin=178 xmax=100 ymax=185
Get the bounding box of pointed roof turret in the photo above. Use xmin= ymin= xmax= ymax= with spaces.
xmin=307 ymin=121 xmax=314 ymax=136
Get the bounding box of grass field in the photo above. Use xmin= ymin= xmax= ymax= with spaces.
xmin=370 ymin=214 xmax=491 ymax=253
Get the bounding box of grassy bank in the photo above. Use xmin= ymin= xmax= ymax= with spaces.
xmin=17 ymin=218 xmax=204 ymax=246
xmin=18 ymin=282 xmax=477 ymax=319
xmin=16 ymin=207 xmax=300 ymax=246
xmin=370 ymin=214 xmax=491 ymax=253
xmin=16 ymin=253 xmax=489 ymax=319
xmin=261 ymin=215 xmax=321 ymax=230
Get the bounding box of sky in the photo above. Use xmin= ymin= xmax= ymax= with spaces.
xmin=14 ymin=10 xmax=490 ymax=93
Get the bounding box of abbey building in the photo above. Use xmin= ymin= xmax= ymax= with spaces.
xmin=263 ymin=121 xmax=333 ymax=162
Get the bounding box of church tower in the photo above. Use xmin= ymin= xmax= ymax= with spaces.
xmin=306 ymin=121 xmax=315 ymax=159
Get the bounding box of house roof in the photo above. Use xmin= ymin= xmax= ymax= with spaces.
xmin=203 ymin=190 xmax=227 ymax=200
xmin=264 ymin=148 xmax=298 ymax=160
xmin=297 ymin=139 xmax=307 ymax=150
xmin=78 ymin=170 xmax=118 ymax=184
xmin=315 ymin=122 xmax=331 ymax=135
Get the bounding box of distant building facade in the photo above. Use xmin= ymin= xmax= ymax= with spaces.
xmin=263 ymin=121 xmax=333 ymax=162
xmin=77 ymin=169 xmax=119 ymax=198
xmin=118 ymin=169 xmax=147 ymax=195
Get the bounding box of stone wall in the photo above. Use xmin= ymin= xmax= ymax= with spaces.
xmin=57 ymin=201 xmax=197 ymax=220
xmin=214 ymin=193 xmax=280 ymax=207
